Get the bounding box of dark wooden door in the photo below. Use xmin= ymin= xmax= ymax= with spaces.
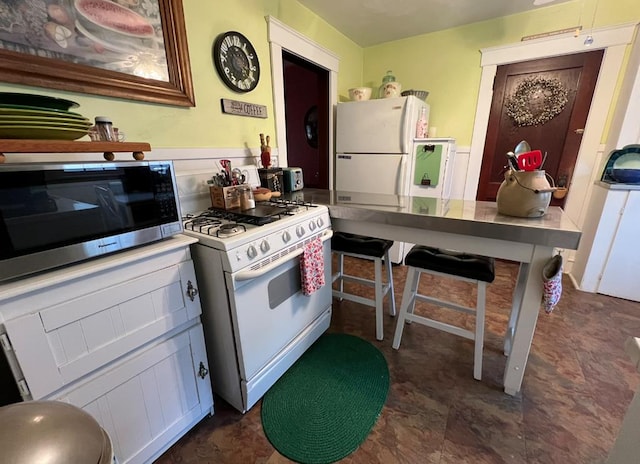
xmin=476 ymin=51 xmax=603 ymax=206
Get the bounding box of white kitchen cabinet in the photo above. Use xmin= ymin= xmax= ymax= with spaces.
xmin=572 ymin=183 xmax=640 ymax=302
xmin=598 ymin=190 xmax=640 ymax=301
xmin=0 ymin=235 xmax=213 ymax=464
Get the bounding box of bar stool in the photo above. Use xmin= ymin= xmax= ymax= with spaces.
xmin=392 ymin=245 xmax=495 ymax=380
xmin=332 ymin=232 xmax=396 ymax=341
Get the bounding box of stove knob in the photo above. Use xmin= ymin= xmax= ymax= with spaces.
xmin=247 ymin=245 xmax=258 ymax=259
xmin=282 ymin=230 xmax=292 ymax=243
xmin=308 ymin=221 xmax=317 ymax=231
xmin=316 ymin=218 xmax=324 ymax=228
xmin=260 ymin=240 xmax=270 ymax=253
xmin=296 ymin=225 xmax=305 ymax=238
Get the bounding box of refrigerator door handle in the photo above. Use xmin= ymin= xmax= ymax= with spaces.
xmin=400 ymin=100 xmax=411 ymax=154
xmin=397 ymin=155 xmax=407 ymax=195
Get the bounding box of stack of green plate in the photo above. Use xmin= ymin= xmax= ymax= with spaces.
xmin=0 ymin=93 xmax=91 ymax=140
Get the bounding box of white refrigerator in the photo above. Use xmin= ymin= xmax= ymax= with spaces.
xmin=335 ymin=96 xmax=456 ymax=263
xmin=335 ymin=96 xmax=429 ymax=199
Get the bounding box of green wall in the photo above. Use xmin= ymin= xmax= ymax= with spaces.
xmin=363 ymin=0 xmax=640 ymax=145
xmin=0 ymin=0 xmax=362 ymax=150
xmin=1 ymin=0 xmax=638 ymax=150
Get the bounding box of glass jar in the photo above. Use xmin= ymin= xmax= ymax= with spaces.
xmin=238 ymin=184 xmax=255 ymax=210
xmin=379 ymin=70 xmax=401 ymax=98
xmin=94 ymin=116 xmax=116 ymax=142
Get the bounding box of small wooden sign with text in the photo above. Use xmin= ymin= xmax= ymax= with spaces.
xmin=221 ymin=99 xmax=268 ymax=118
xmin=521 ymin=26 xmax=581 ymax=42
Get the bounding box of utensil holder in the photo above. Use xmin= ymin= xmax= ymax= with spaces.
xmin=210 ymin=185 xmax=240 ymax=210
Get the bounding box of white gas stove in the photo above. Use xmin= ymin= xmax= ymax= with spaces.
xmin=183 ymin=198 xmax=331 ymax=272
xmin=182 ymin=197 xmax=333 ymax=413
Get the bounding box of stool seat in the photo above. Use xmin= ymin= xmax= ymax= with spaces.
xmin=393 ymin=245 xmax=495 ymax=380
xmin=332 ymin=232 xmax=396 ymax=341
xmin=332 ymin=233 xmax=393 ymax=258
xmin=405 ymin=246 xmax=495 ymax=283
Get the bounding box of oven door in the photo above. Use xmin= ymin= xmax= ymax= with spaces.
xmin=226 ymin=230 xmax=332 ymax=381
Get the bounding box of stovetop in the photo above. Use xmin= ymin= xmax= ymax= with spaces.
xmin=182 ymin=199 xmax=331 ymax=269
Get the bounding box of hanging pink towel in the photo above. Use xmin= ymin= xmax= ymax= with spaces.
xmin=300 ymin=236 xmax=325 ymax=296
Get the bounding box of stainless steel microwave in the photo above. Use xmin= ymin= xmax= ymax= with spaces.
xmin=0 ymin=160 xmax=183 ymax=283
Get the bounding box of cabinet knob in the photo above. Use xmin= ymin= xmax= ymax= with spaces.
xmin=186 ymin=280 xmax=199 ymax=302
xmin=198 ymin=362 xmax=209 ymax=379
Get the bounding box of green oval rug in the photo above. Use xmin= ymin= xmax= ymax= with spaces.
xmin=261 ymin=333 xmax=389 ymax=464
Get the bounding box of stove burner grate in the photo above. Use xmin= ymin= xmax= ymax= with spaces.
xmin=216 ymin=223 xmax=246 ymax=237
xmin=206 ymin=207 xmax=284 ymax=226
xmin=183 ymin=215 xmax=223 ymax=234
xmin=267 ymin=198 xmax=317 ymax=211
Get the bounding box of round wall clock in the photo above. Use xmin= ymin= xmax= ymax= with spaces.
xmin=213 ymin=31 xmax=260 ymax=93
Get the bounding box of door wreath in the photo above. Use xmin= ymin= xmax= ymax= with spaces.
xmin=506 ymin=76 xmax=568 ymax=127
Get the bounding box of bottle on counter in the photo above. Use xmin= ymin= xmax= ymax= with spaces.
xmin=416 ymin=107 xmax=428 ymax=138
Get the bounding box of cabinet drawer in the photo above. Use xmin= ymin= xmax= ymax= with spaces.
xmin=3 ymin=260 xmax=202 ymax=399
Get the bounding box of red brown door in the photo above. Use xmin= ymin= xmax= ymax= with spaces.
xmin=476 ymin=51 xmax=603 ymax=206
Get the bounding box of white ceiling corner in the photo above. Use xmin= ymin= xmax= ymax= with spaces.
xmin=297 ymin=0 xmax=574 ymax=47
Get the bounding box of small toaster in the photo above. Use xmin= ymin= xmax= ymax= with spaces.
xmin=282 ymin=167 xmax=304 ymax=192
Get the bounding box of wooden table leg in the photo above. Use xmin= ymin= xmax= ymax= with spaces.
xmin=504 ymin=262 xmax=528 ymax=356
xmin=503 ymin=245 xmax=552 ymax=395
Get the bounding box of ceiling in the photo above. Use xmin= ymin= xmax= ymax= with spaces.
xmin=297 ymin=0 xmax=573 ymax=47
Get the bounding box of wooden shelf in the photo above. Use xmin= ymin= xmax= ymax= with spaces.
xmin=0 ymin=140 xmax=151 ymax=162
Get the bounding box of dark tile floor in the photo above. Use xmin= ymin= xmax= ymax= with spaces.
xmin=156 ymin=258 xmax=640 ymax=463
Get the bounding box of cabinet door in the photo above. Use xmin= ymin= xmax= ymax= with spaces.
xmin=598 ymin=192 xmax=640 ymax=302
xmin=4 ymin=259 xmax=203 ymax=399
xmin=54 ymin=322 xmax=213 ymax=464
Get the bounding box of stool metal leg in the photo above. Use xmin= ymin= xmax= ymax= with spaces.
xmin=474 ymin=281 xmax=487 ymax=381
xmin=392 ymin=266 xmax=420 ymax=349
xmin=384 ymin=249 xmax=396 ymax=317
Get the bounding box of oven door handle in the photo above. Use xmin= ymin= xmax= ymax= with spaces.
xmin=234 ymin=229 xmax=333 ymax=281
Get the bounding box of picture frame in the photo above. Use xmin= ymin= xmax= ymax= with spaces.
xmin=0 ymin=0 xmax=195 ymax=107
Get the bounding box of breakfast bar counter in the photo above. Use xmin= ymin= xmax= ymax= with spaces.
xmin=292 ymin=189 xmax=582 ymax=396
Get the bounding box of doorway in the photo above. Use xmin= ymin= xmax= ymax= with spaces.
xmin=476 ymin=50 xmax=603 ymax=207
xmin=283 ymin=51 xmax=330 ymax=189
xmin=464 ymin=24 xmax=635 ymax=233
xmin=266 ymin=17 xmax=339 ymax=190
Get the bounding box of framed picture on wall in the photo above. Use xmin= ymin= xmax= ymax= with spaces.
xmin=0 ymin=0 xmax=195 ymax=107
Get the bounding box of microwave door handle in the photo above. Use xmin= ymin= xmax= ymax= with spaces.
xmin=234 ymin=230 xmax=333 ymax=282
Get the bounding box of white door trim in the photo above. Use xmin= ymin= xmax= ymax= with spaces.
xmin=465 ymin=23 xmax=636 ymax=229
xmin=266 ymin=16 xmax=339 ymax=188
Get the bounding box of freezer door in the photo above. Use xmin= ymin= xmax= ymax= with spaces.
xmin=336 ymin=153 xmax=408 ymax=195
xmin=337 ymin=97 xmax=415 ymax=154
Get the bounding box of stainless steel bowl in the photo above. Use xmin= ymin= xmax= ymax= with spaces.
xmin=0 ymin=401 xmax=113 ymax=464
